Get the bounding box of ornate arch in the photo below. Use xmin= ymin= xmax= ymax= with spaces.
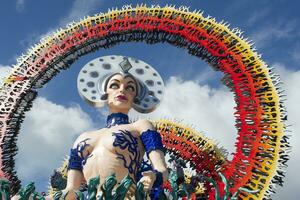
xmin=0 ymin=5 xmax=289 ymax=199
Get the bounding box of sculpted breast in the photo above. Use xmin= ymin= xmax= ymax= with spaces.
xmin=111 ymin=130 xmax=143 ymax=178
xmin=112 ymin=130 xmax=139 ymax=153
xmin=81 ymin=128 xmax=145 ymax=182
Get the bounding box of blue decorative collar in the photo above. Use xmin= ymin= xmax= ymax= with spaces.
xmin=106 ymin=113 xmax=129 ymax=128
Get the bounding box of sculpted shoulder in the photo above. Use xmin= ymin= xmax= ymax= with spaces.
xmin=133 ymin=119 xmax=155 ymax=134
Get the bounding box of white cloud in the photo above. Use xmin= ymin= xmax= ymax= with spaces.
xmin=291 ymin=51 xmax=300 ymax=62
xmin=247 ymin=8 xmax=271 ymax=26
xmin=0 ymin=65 xmax=95 ymax=190
xmin=268 ymin=63 xmax=300 ymax=200
xmin=128 ymin=69 xmax=300 ymax=199
xmin=19 ymin=32 xmax=44 ymax=49
xmin=290 ymin=44 xmax=300 ymax=62
xmin=19 ymin=0 xmax=104 ymax=51
xmin=249 ymin=20 xmax=299 ymax=49
xmin=15 ymin=97 xmax=95 ymax=190
xmin=130 ymin=76 xmax=237 ymax=156
xmin=59 ymin=0 xmax=103 ymax=26
xmin=16 ymin=0 xmax=25 ymax=12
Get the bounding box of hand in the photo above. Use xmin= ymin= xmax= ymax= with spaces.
xmin=60 ymin=189 xmax=78 ymax=200
xmin=11 ymin=194 xmax=20 ymax=200
xmin=138 ymin=170 xmax=156 ymax=192
xmin=126 ymin=183 xmax=136 ymax=199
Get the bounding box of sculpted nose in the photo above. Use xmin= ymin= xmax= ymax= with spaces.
xmin=119 ymin=84 xmax=125 ymax=93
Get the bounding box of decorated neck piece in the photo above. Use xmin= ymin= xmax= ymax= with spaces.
xmin=77 ymin=55 xmax=165 ymax=113
xmin=106 ymin=113 xmax=129 ymax=128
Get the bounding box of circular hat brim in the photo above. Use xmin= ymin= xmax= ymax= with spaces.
xmin=77 ymin=55 xmax=164 ymax=113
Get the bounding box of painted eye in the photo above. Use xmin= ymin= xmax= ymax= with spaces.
xmin=126 ymin=85 xmax=135 ymax=92
xmin=110 ymin=83 xmax=119 ymax=89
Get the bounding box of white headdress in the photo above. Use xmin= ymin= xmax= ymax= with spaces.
xmin=77 ymin=55 xmax=164 ymax=113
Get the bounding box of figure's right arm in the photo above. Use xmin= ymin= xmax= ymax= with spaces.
xmin=63 ymin=133 xmax=89 ymax=199
xmin=65 ymin=169 xmax=84 ymax=191
xmin=62 ymin=170 xmax=84 ymax=200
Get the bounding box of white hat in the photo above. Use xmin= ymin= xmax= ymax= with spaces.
xmin=77 ymin=55 xmax=164 ymax=113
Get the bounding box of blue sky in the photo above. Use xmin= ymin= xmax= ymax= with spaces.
xmin=0 ymin=0 xmax=300 ymax=199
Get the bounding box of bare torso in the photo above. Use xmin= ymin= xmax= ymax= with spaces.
xmin=57 ymin=118 xmax=168 ymax=200
xmin=78 ymin=123 xmax=145 ymax=187
xmin=11 ymin=120 xmax=167 ymax=200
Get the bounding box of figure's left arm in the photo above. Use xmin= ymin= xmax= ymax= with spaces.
xmin=135 ymin=119 xmax=169 ymax=186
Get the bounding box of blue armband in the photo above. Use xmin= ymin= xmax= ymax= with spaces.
xmin=68 ymin=138 xmax=90 ymax=171
xmin=68 ymin=148 xmax=84 ymax=171
xmin=140 ymin=129 xmax=164 ymax=155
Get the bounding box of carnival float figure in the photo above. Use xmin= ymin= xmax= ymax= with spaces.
xmin=0 ymin=5 xmax=290 ymax=200
xmin=64 ymin=55 xmax=168 ymax=199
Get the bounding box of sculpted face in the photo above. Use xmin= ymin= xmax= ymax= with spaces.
xmin=106 ymin=73 xmax=137 ymax=113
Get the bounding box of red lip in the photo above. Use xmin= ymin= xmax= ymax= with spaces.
xmin=116 ymin=94 xmax=128 ymax=101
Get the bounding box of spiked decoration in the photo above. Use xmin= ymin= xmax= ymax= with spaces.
xmin=155 ymin=120 xmax=227 ymax=173
xmin=47 ymin=157 xmax=69 ymax=195
xmin=155 ymin=120 xmax=227 ymax=198
xmin=0 ymin=4 xmax=289 ymax=199
xmin=0 ymin=179 xmax=10 ymax=200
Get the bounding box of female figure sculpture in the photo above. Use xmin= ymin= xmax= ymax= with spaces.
xmin=64 ymin=55 xmax=168 ymax=199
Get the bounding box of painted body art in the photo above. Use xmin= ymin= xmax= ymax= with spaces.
xmin=112 ymin=130 xmax=141 ymax=180
xmin=68 ymin=138 xmax=93 ymax=170
xmin=77 ymin=138 xmax=93 ymax=165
